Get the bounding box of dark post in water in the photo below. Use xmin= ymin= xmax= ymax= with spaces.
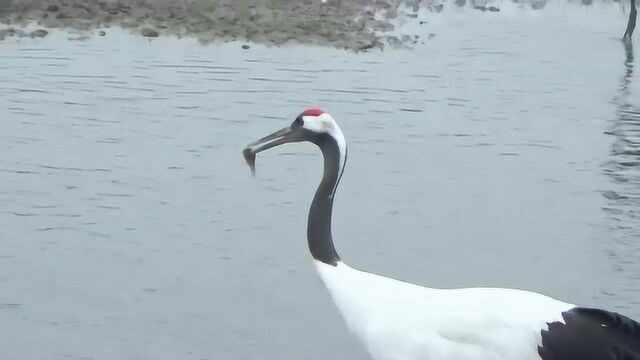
xmin=623 ymin=0 xmax=637 ymax=40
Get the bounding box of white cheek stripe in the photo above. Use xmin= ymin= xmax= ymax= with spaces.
xmin=331 ymin=126 xmax=347 ymax=197
xmin=302 ymin=114 xmax=348 ymax=197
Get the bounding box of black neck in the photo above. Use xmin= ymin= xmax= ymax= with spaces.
xmin=307 ymin=133 xmax=345 ymax=266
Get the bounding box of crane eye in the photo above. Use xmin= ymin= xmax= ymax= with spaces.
xmin=291 ymin=117 xmax=303 ymax=128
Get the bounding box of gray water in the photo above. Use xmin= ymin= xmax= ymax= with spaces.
xmin=1 ymin=3 xmax=640 ymax=359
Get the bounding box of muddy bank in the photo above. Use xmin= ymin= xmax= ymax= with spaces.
xmin=0 ymin=0 xmax=604 ymax=50
xmin=0 ymin=0 xmax=429 ymax=50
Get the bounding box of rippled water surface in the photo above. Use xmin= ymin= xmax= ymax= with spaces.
xmin=2 ymin=4 xmax=640 ymax=360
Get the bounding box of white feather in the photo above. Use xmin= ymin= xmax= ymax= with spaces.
xmin=315 ymin=260 xmax=574 ymax=360
xmin=302 ymin=113 xmax=347 ymax=196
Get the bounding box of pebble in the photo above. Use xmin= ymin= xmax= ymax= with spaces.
xmin=241 ymin=44 xmax=250 ymax=49
xmin=0 ymin=28 xmax=27 ymax=38
xmin=140 ymin=27 xmax=159 ymax=37
xmin=30 ymin=29 xmax=49 ymax=38
xmin=371 ymin=20 xmax=394 ymax=32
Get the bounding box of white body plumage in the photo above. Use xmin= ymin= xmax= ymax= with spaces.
xmin=315 ymin=261 xmax=575 ymax=360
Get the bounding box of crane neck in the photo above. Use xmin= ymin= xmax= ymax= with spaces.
xmin=308 ymin=133 xmax=347 ymax=266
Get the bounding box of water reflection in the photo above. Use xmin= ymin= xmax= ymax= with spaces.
xmin=601 ymin=39 xmax=640 ymax=315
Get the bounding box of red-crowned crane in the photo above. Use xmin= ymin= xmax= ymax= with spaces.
xmin=243 ymin=108 xmax=640 ymax=360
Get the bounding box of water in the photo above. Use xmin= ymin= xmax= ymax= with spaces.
xmin=1 ymin=3 xmax=639 ymax=359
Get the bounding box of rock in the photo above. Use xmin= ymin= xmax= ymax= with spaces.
xmin=68 ymin=34 xmax=90 ymax=41
xmin=374 ymin=0 xmax=391 ymax=9
xmin=2 ymin=28 xmax=27 ymax=37
xmin=29 ymin=29 xmax=48 ymax=38
xmin=385 ymin=35 xmax=402 ymax=48
xmin=371 ymin=20 xmax=394 ymax=32
xmin=356 ymin=38 xmax=379 ymax=52
xmin=241 ymin=44 xmax=250 ymax=49
xmin=531 ymin=0 xmax=547 ymax=9
xmin=141 ymin=27 xmax=159 ymax=37
xmin=98 ymin=30 xmax=106 ymax=36
xmin=47 ymin=4 xmax=59 ymax=12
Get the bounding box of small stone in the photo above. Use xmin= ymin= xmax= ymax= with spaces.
xmin=374 ymin=0 xmax=391 ymax=9
xmin=98 ymin=30 xmax=106 ymax=36
xmin=47 ymin=4 xmax=59 ymax=11
xmin=68 ymin=34 xmax=90 ymax=41
xmin=531 ymin=0 xmax=547 ymax=9
xmin=6 ymin=28 xmax=27 ymax=37
xmin=29 ymin=29 xmax=48 ymax=38
xmin=241 ymin=44 xmax=250 ymax=49
xmin=385 ymin=35 xmax=402 ymax=48
xmin=357 ymin=39 xmax=377 ymax=51
xmin=140 ymin=27 xmax=159 ymax=37
xmin=371 ymin=20 xmax=394 ymax=32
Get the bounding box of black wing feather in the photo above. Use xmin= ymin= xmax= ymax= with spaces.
xmin=538 ymin=307 xmax=640 ymax=360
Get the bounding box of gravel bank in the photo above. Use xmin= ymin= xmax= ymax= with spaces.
xmin=0 ymin=0 xmax=431 ymax=50
xmin=0 ymin=0 xmax=579 ymax=50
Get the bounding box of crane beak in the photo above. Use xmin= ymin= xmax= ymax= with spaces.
xmin=243 ymin=127 xmax=303 ymax=176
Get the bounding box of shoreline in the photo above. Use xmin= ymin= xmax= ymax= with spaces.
xmin=0 ymin=0 xmax=429 ymax=51
xmin=0 ymin=0 xmax=610 ymax=50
